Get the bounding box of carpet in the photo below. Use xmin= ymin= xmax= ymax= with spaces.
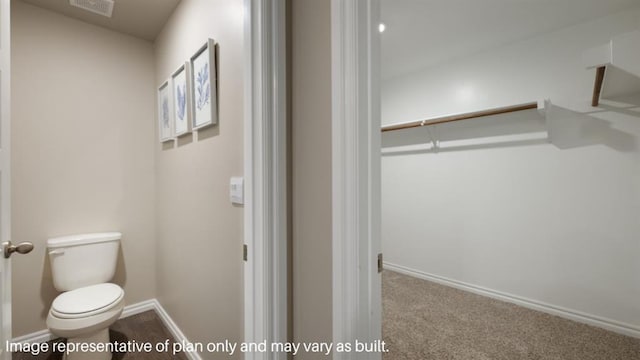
xmin=382 ymin=270 xmax=640 ymax=360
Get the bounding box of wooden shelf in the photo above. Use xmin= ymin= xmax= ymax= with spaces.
xmin=591 ymin=66 xmax=606 ymax=107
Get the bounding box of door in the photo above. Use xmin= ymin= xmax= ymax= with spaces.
xmin=0 ymin=0 xmax=10 ymax=357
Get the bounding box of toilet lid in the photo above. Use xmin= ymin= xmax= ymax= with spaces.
xmin=52 ymin=283 xmax=124 ymax=317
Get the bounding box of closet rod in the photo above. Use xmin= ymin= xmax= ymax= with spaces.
xmin=381 ymin=102 xmax=538 ymax=133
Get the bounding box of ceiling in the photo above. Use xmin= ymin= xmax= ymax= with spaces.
xmin=21 ymin=0 xmax=181 ymax=41
xmin=381 ymin=0 xmax=640 ymax=80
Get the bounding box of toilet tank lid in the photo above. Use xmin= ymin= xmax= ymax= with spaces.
xmin=47 ymin=232 xmax=121 ymax=248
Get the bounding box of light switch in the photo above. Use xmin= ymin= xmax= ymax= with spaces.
xmin=230 ymin=177 xmax=244 ymax=205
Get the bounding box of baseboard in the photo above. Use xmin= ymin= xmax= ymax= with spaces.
xmin=120 ymin=299 xmax=157 ymax=318
xmin=11 ymin=298 xmax=203 ymax=360
xmin=10 ymin=328 xmax=53 ymax=345
xmin=384 ymin=262 xmax=640 ymax=339
xmin=150 ymin=299 xmax=202 ymax=360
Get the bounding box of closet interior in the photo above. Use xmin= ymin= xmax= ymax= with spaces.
xmin=380 ymin=1 xmax=640 ymax=359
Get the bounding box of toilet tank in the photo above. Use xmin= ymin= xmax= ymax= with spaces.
xmin=47 ymin=232 xmax=121 ymax=292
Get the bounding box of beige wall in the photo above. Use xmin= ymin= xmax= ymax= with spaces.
xmin=154 ymin=0 xmax=244 ymax=358
xmin=11 ymin=1 xmax=157 ymax=336
xmin=291 ymin=0 xmax=333 ymax=357
xmin=12 ymin=0 xmax=327 ymax=350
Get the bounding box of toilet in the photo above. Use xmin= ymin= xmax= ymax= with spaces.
xmin=46 ymin=232 xmax=125 ymax=360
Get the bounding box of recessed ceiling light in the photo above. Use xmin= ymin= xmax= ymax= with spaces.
xmin=378 ymin=23 xmax=386 ymax=33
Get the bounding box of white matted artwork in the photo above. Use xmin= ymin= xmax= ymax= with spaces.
xmin=189 ymin=38 xmax=218 ymax=130
xmin=157 ymin=80 xmax=173 ymax=142
xmin=172 ymin=63 xmax=191 ymax=136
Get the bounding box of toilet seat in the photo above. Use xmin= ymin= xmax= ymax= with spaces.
xmin=51 ymin=283 xmax=124 ymax=319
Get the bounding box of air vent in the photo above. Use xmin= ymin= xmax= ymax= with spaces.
xmin=69 ymin=0 xmax=114 ymax=18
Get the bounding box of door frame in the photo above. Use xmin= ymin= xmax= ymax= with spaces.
xmin=1 ymin=0 xmax=12 ymax=357
xmin=243 ymin=1 xmax=381 ymax=358
xmin=243 ymin=1 xmax=288 ymax=359
xmin=330 ymin=0 xmax=381 ymax=359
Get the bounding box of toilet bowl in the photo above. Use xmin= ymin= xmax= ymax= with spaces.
xmin=46 ymin=233 xmax=124 ymax=360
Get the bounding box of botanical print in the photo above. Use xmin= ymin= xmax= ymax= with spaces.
xmin=191 ymin=40 xmax=216 ymax=129
xmin=162 ymin=96 xmax=169 ymax=128
xmin=195 ymin=64 xmax=210 ymax=111
xmin=173 ymin=66 xmax=189 ymax=136
xmin=176 ymin=84 xmax=186 ymax=121
xmin=158 ymin=81 xmax=172 ymax=141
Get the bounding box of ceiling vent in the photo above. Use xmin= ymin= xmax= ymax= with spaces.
xmin=69 ymin=0 xmax=114 ymax=18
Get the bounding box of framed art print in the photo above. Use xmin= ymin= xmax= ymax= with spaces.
xmin=157 ymin=80 xmax=173 ymax=142
xmin=189 ymin=38 xmax=218 ymax=130
xmin=171 ymin=63 xmax=191 ymax=137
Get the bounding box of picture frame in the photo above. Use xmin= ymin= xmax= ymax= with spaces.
xmin=189 ymin=38 xmax=218 ymax=130
xmin=157 ymin=79 xmax=174 ymax=142
xmin=171 ymin=62 xmax=191 ymax=137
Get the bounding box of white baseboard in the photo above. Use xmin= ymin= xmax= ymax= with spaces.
xmin=150 ymin=299 xmax=202 ymax=360
xmin=384 ymin=262 xmax=640 ymax=339
xmin=10 ymin=298 xmax=202 ymax=360
xmin=120 ymin=299 xmax=157 ymax=318
xmin=10 ymin=328 xmax=53 ymax=345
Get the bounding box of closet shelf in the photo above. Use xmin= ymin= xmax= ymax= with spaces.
xmin=584 ymin=30 xmax=640 ymax=106
xmin=381 ymin=102 xmax=540 ymax=133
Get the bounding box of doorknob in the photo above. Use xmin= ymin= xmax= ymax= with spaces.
xmin=3 ymin=241 xmax=34 ymax=258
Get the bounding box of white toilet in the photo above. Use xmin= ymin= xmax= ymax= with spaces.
xmin=46 ymin=232 xmax=125 ymax=360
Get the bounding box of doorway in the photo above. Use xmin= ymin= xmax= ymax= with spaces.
xmin=378 ymin=0 xmax=640 ymax=358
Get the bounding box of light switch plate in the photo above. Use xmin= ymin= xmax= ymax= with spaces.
xmin=230 ymin=177 xmax=244 ymax=205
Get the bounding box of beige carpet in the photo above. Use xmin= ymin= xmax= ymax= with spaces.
xmin=383 ymin=270 xmax=640 ymax=360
